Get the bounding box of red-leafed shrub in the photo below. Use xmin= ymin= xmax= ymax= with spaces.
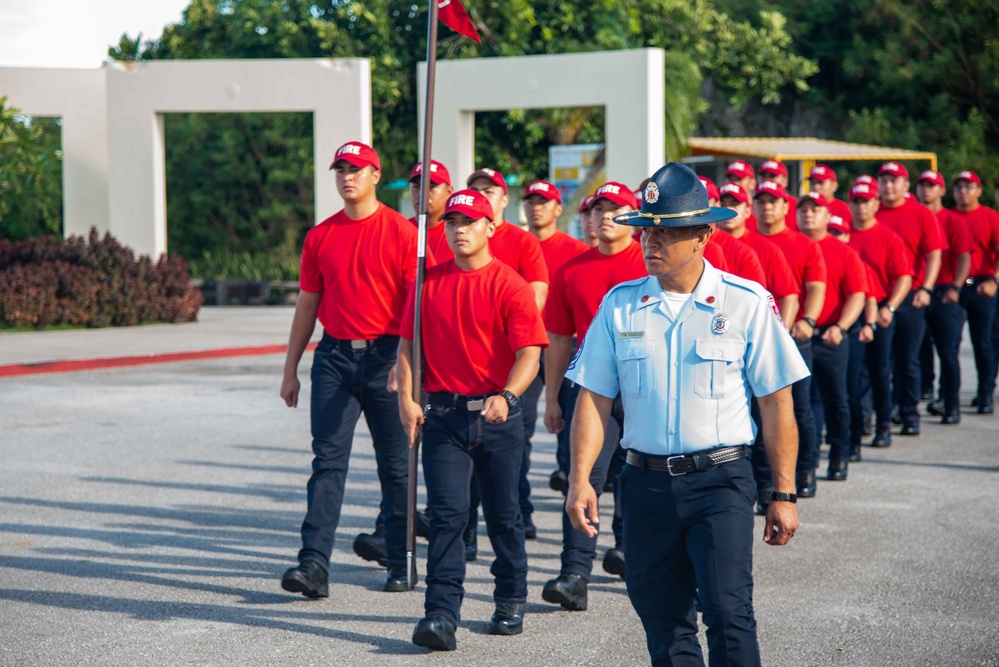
xmin=0 ymin=229 xmax=202 ymax=329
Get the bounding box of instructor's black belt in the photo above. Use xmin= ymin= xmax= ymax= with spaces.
xmin=626 ymin=445 xmax=749 ymax=476
xmin=428 ymin=391 xmax=497 ymax=412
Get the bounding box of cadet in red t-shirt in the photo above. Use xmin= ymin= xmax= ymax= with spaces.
xmin=875 ymin=162 xmax=946 ymax=433
xmin=279 ymin=141 xmax=432 ymax=599
xmin=826 ymin=215 xmax=883 ymax=462
xmin=798 ymin=192 xmax=868 ymax=481
xmin=699 ymin=177 xmax=759 ymax=280
xmin=949 ymin=170 xmax=999 ymax=413
xmin=847 ymin=182 xmax=914 ymax=448
xmin=463 ymin=168 xmax=550 ymax=556
xmin=578 ymin=195 xmax=598 ymax=247
xmin=523 ymin=179 xmax=588 ymax=510
xmin=808 ymin=164 xmax=853 ymax=229
xmin=760 ymin=159 xmax=798 ymax=231
xmin=916 ymin=171 xmax=972 ymax=422
xmin=717 ymin=182 xmax=800 ymax=324
xmin=754 ymin=179 xmax=827 ymax=498
xmin=397 ymin=189 xmax=548 ymax=650
xmin=408 ymin=160 xmax=454 ymax=262
xmin=725 ymin=160 xmax=760 ymax=232
xmin=541 ymin=182 xmax=647 ymax=608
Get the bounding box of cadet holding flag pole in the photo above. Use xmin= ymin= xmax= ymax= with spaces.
xmin=406 ymin=0 xmax=483 ymax=592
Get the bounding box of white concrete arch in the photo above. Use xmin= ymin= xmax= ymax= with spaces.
xmin=417 ymin=48 xmax=666 ymax=190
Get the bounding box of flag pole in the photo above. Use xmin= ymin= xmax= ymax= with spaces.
xmin=407 ymin=0 xmax=440 ymax=592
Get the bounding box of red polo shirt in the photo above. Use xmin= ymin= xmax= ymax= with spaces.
xmin=758 ymin=226 xmax=827 ymax=321
xmin=301 ymin=203 xmax=433 ymax=339
xmin=545 ymin=241 xmax=647 ymax=341
xmin=400 ymin=259 xmax=548 ymax=395
xmin=816 ymin=235 xmax=868 ymax=327
xmin=848 ymin=222 xmax=913 ymax=299
xmin=876 ymin=197 xmax=946 ymax=289
xmin=948 ymin=205 xmax=999 ymax=278
xmin=490 ymin=220 xmax=549 ymax=284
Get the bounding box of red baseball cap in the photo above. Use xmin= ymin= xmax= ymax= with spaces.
xmin=330 ymin=141 xmax=380 ymax=170
xmin=725 ymin=160 xmax=755 ymax=180
xmin=592 ymin=181 xmax=639 ymax=210
xmin=523 ymin=180 xmax=563 ymax=204
xmin=760 ymin=160 xmax=788 ymax=178
xmin=699 ymin=176 xmax=720 ymax=201
xmin=441 ymin=189 xmax=495 ymax=222
xmin=809 ymin=164 xmax=837 ymax=182
xmin=578 ymin=194 xmax=595 ymax=214
xmin=409 ymin=160 xmax=451 ymax=186
xmin=800 ymin=191 xmax=830 ymax=208
xmin=467 ymin=168 xmax=508 ymax=194
xmin=849 ymin=183 xmax=879 ymax=201
xmin=953 ymin=170 xmax=982 ymax=186
xmin=854 ymin=174 xmax=876 ymax=186
xmin=916 ymin=170 xmax=945 ymax=187
xmin=718 ymin=182 xmax=749 ymax=204
xmin=754 ymin=180 xmax=788 ymax=200
xmin=828 ymin=217 xmax=851 ymax=236
xmin=878 ymin=162 xmax=909 ymax=179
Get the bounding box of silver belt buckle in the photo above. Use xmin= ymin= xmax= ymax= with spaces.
xmin=350 ymin=340 xmax=368 ymax=350
xmin=466 ymin=399 xmax=485 ymax=411
xmin=665 ymin=455 xmax=686 ymax=476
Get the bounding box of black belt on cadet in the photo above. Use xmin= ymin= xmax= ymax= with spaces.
xmin=428 ymin=391 xmax=496 ymax=412
xmin=626 ymin=445 xmax=749 ymax=476
xmin=965 ymin=275 xmax=998 ymax=287
xmin=328 ymin=334 xmax=397 ymax=352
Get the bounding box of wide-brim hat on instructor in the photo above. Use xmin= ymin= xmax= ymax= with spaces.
xmin=614 ymin=163 xmax=737 ymax=227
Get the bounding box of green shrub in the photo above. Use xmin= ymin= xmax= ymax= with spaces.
xmin=0 ymin=229 xmax=202 ymax=330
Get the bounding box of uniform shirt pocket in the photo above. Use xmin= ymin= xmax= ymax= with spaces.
xmin=693 ymin=339 xmax=745 ymax=399
xmin=616 ymin=339 xmax=655 ymax=398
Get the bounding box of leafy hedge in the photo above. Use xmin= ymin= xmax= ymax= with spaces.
xmin=0 ymin=229 xmax=202 ymax=329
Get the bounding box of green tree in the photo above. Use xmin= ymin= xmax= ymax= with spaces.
xmin=0 ymin=98 xmax=63 ymax=241
xmin=108 ymin=0 xmax=814 ymax=276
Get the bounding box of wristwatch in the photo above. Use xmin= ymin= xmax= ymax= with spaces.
xmin=500 ymin=390 xmax=520 ymax=410
xmin=864 ymin=321 xmax=878 ymax=331
xmin=884 ymin=304 xmax=896 ymax=314
xmin=770 ymin=491 xmax=797 ymax=503
xmin=802 ymin=317 xmax=817 ymax=329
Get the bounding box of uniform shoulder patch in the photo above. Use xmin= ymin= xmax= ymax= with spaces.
xmin=567 ymin=338 xmax=584 ymax=371
xmin=767 ymin=293 xmax=788 ymax=330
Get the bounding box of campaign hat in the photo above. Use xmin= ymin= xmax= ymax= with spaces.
xmin=524 ymin=180 xmax=563 ymax=204
xmin=441 ymin=189 xmax=495 ymax=222
xmin=466 ymin=168 xmax=508 ymax=194
xmin=409 ymin=160 xmax=451 ymax=186
xmin=330 ymin=141 xmax=380 ymax=170
xmin=614 ymin=163 xmax=736 ymax=227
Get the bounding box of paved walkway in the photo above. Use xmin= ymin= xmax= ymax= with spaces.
xmin=1 ymin=308 xmax=997 ymax=666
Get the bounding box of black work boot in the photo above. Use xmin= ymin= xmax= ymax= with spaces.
xmin=542 ymin=574 xmax=588 ymax=611
xmin=280 ymin=561 xmax=329 ymax=598
xmin=487 ymin=601 xmax=525 ymax=635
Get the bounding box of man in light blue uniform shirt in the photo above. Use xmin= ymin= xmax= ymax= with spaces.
xmin=565 ymin=163 xmax=809 ymax=667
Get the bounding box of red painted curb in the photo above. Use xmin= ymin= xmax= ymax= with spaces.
xmin=0 ymin=342 xmax=318 ymax=378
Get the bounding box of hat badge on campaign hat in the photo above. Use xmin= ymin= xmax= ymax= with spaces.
xmin=614 ymin=163 xmax=737 ymax=228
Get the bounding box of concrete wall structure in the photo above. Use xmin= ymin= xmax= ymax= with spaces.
xmin=418 ymin=48 xmax=666 ymax=190
xmin=2 ymin=59 xmax=370 ymax=257
xmin=0 ymin=68 xmax=110 ymax=238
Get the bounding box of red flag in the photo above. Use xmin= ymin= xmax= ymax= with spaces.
xmin=438 ymin=0 xmax=481 ymax=42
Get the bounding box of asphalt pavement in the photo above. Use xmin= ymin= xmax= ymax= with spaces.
xmin=1 ymin=307 xmax=997 ymax=666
